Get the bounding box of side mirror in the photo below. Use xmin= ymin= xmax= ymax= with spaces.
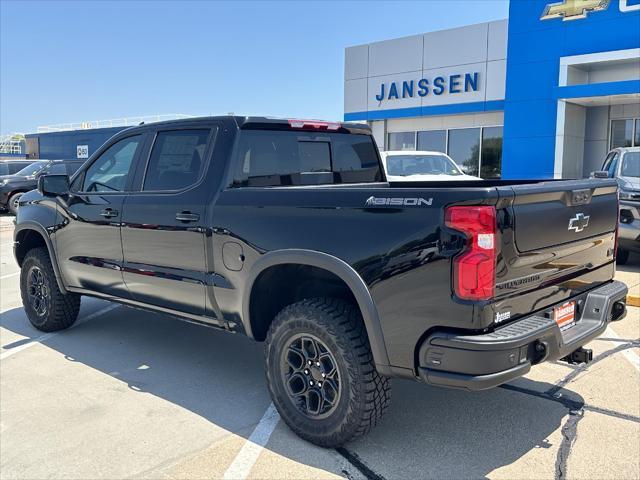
xmin=590 ymin=171 xmax=609 ymax=179
xmin=38 ymin=174 xmax=69 ymax=196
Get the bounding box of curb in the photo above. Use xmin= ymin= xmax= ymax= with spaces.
xmin=627 ymin=294 xmax=640 ymax=308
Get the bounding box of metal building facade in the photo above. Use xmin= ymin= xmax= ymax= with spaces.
xmin=24 ymin=127 xmax=126 ymax=160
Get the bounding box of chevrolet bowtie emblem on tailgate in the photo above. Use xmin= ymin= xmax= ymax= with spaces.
xmin=541 ymin=0 xmax=610 ymax=21
xmin=568 ymin=213 xmax=590 ymax=232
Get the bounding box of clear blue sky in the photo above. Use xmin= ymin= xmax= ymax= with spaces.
xmin=1 ymin=0 xmax=509 ymax=134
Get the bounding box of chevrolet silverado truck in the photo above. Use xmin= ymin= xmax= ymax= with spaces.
xmin=14 ymin=116 xmax=627 ymax=447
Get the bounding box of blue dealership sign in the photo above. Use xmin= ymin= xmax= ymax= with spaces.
xmin=375 ymin=73 xmax=480 ymax=101
xmin=501 ymin=0 xmax=640 ymax=179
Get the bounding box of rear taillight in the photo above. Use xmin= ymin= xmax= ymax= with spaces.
xmin=288 ymin=119 xmax=341 ymax=130
xmin=445 ymin=205 xmax=497 ymax=301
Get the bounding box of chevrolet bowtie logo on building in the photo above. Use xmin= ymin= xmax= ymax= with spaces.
xmin=541 ymin=0 xmax=610 ymax=21
xmin=568 ymin=213 xmax=590 ymax=232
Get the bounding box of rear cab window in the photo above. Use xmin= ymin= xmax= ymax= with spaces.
xmin=231 ymin=129 xmax=382 ymax=187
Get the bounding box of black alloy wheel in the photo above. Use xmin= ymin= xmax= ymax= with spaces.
xmin=281 ymin=333 xmax=341 ymax=419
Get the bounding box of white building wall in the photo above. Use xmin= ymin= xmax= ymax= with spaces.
xmin=344 ymin=20 xmax=508 ymax=117
xmin=578 ymin=102 xmax=640 ymax=177
xmin=583 ymin=106 xmax=610 ymax=176
xmin=560 ymin=103 xmax=587 ymax=178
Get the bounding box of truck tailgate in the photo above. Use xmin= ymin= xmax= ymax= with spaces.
xmin=493 ymin=178 xmax=618 ymax=303
xmin=510 ymin=179 xmax=618 ymax=252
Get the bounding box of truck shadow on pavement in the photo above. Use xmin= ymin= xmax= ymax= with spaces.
xmin=1 ymin=301 xmax=579 ymax=479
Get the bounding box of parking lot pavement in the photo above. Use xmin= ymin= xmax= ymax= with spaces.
xmin=1 ymin=218 xmax=639 ymax=480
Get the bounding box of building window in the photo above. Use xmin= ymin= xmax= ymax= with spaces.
xmin=635 ymin=119 xmax=640 ymax=147
xmin=387 ymin=126 xmax=503 ymax=178
xmin=610 ymin=119 xmax=636 ymax=148
xmin=480 ymin=126 xmax=503 ymax=179
xmin=388 ymin=132 xmax=416 ymax=151
xmin=417 ymin=130 xmax=446 ymax=152
xmin=448 ymin=128 xmax=481 ymax=177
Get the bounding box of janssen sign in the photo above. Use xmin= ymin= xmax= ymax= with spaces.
xmin=375 ymin=72 xmax=480 ymax=102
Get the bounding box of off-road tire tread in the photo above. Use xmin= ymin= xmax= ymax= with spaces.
xmin=21 ymin=247 xmax=80 ymax=332
xmin=265 ymin=297 xmax=391 ymax=447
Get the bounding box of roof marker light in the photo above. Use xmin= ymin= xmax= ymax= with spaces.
xmin=288 ymin=119 xmax=341 ymax=130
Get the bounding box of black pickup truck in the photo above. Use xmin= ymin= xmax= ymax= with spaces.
xmin=14 ymin=116 xmax=627 ymax=447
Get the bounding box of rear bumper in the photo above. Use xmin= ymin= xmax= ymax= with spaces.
xmin=418 ymin=281 xmax=628 ymax=391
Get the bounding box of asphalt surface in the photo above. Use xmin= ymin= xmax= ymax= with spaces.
xmin=1 ymin=213 xmax=639 ymax=480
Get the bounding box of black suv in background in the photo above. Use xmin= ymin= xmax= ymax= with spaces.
xmin=0 ymin=159 xmax=85 ymax=214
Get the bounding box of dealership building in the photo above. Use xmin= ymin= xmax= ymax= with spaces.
xmin=344 ymin=0 xmax=640 ymax=179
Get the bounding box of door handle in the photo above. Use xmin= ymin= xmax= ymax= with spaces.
xmin=100 ymin=208 xmax=119 ymax=218
xmin=175 ymin=211 xmax=200 ymax=222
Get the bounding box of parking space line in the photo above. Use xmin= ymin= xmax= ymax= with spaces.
xmin=0 ymin=304 xmax=119 ymax=361
xmin=223 ymin=403 xmax=280 ymax=480
xmin=0 ymin=272 xmax=20 ymax=281
xmin=605 ymin=326 xmax=640 ymax=372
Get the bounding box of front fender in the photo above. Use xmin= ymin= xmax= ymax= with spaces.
xmin=14 ymin=193 xmax=67 ymax=294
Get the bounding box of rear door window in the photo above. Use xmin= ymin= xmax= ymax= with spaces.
xmin=232 ymin=130 xmax=381 ymax=187
xmin=143 ymin=129 xmax=211 ymax=191
xmin=8 ymin=163 xmax=25 ymax=174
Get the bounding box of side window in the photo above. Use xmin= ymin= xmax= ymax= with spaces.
xmin=0 ymin=164 xmax=8 ymax=175
xmin=10 ymin=163 xmax=29 ymax=174
xmin=143 ymin=129 xmax=210 ymax=191
xmin=602 ymin=152 xmax=615 ymax=172
xmin=607 ymin=153 xmax=619 ymax=178
xmin=46 ymin=163 xmax=67 ymax=174
xmin=66 ymin=162 xmax=83 ymax=176
xmin=81 ymin=135 xmax=142 ymax=192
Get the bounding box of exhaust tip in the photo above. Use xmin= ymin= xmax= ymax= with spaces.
xmin=611 ymin=301 xmax=626 ymax=322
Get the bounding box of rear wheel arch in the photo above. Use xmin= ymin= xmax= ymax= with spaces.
xmin=14 ymin=224 xmax=68 ymax=294
xmin=244 ymin=249 xmax=391 ymax=370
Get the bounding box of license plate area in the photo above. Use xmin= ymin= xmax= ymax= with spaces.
xmin=555 ymin=301 xmax=576 ymax=331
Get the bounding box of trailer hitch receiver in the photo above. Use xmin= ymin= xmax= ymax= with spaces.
xmin=560 ymin=347 xmax=593 ymax=365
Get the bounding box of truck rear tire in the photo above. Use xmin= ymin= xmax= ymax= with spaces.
xmin=265 ymin=297 xmax=390 ymax=447
xmin=20 ymin=247 xmax=81 ymax=332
